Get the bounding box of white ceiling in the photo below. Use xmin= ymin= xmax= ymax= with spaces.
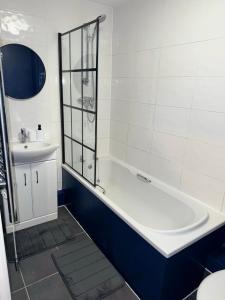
xmin=90 ymin=0 xmax=130 ymax=8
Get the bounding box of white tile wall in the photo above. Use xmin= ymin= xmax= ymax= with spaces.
xmin=129 ymin=103 xmax=155 ymax=129
xmin=183 ymin=140 xmax=225 ymax=182
xmin=149 ymin=154 xmax=182 ymax=188
xmin=112 ymin=53 xmax=135 ymax=78
xmin=158 ymin=44 xmax=199 ymax=77
xmin=98 ymin=120 xmax=110 ymax=139
xmin=193 ymin=78 xmax=225 ymax=112
xmin=151 ymin=132 xmax=186 ymax=163
xmin=197 ymin=39 xmax=225 ymax=76
xmin=111 ymin=78 xmax=136 ymax=101
xmin=111 ymin=100 xmax=129 ymax=122
xmin=126 ymin=147 xmax=151 ymax=174
xmin=136 ymin=50 xmax=160 ymax=78
xmin=110 ymin=120 xmax=128 ymax=143
xmin=155 ymin=107 xmax=189 ymax=137
xmin=181 ymin=169 xmax=225 ymax=211
xmin=189 ymin=110 xmax=225 ymax=147
xmin=110 ymin=0 xmax=225 ymax=212
xmin=127 ymin=125 xmax=152 ymax=152
xmin=110 ymin=140 xmax=126 ymax=161
xmin=98 ymin=100 xmax=111 ymax=120
xmin=156 ymin=78 xmax=195 ymax=108
xmin=136 ymin=78 xmax=157 ymax=104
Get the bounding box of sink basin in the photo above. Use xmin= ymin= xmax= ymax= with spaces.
xmin=11 ymin=142 xmax=59 ymax=163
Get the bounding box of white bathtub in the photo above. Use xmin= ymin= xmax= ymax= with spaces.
xmin=97 ymin=159 xmax=208 ymax=235
xmin=63 ymin=157 xmax=225 ymax=257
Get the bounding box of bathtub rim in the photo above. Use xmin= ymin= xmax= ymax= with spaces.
xmin=97 ymin=157 xmax=209 ymax=235
xmin=62 ymin=157 xmax=225 ymax=258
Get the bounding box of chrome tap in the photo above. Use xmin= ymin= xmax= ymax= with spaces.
xmin=20 ymin=128 xmax=29 ymax=143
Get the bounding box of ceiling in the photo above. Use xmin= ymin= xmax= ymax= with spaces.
xmin=90 ymin=0 xmax=130 ymax=8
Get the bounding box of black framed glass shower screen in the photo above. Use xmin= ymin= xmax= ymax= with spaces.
xmin=58 ymin=19 xmax=99 ymax=186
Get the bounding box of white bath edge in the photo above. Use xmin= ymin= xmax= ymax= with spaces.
xmin=108 ymin=155 xmax=224 ymax=216
xmin=62 ymin=160 xmax=225 ymax=258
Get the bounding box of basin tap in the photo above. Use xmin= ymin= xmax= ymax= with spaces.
xmin=20 ymin=128 xmax=29 ymax=143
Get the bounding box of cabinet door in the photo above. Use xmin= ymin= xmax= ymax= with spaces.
xmin=31 ymin=160 xmax=57 ymax=218
xmin=14 ymin=164 xmax=33 ymax=222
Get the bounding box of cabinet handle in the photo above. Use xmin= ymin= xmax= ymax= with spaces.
xmin=24 ymin=173 xmax=26 ymax=186
xmin=36 ymin=171 xmax=39 ymax=183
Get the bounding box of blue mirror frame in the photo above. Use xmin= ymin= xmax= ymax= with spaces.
xmin=1 ymin=43 xmax=46 ymax=100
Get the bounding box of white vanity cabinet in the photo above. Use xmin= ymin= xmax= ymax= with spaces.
xmin=14 ymin=164 xmax=33 ymax=222
xmin=13 ymin=159 xmax=57 ymax=231
xmin=31 ymin=161 xmax=57 ymax=218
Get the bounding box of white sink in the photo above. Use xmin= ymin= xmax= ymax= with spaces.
xmin=11 ymin=142 xmax=59 ymax=163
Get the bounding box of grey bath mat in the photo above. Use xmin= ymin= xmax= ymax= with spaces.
xmin=6 ymin=207 xmax=83 ymax=261
xmin=52 ymin=234 xmax=125 ymax=300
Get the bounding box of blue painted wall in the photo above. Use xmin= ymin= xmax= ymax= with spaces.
xmin=62 ymin=168 xmax=225 ymax=300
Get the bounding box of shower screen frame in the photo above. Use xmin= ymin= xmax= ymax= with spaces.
xmin=58 ymin=18 xmax=99 ymax=186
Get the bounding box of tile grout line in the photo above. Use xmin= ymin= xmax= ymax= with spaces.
xmin=182 ymin=267 xmax=212 ymax=300
xmin=59 ymin=206 xmax=87 ymax=238
xmin=63 ymin=205 xmax=140 ymax=299
xmin=11 ymin=206 xmax=84 ymax=298
xmin=63 ymin=205 xmax=93 ymax=240
xmin=182 ymin=287 xmax=198 ymax=300
xmin=19 ymin=267 xmax=31 ymax=300
xmin=11 ymin=286 xmax=26 ymax=294
xmin=125 ymin=282 xmax=141 ymax=300
xmin=204 ymin=267 xmax=212 ymax=274
xmin=24 ymin=272 xmax=59 ymax=289
xmin=112 ymin=35 xmax=225 ymax=55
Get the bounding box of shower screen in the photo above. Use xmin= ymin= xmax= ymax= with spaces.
xmin=58 ymin=18 xmax=99 ymax=186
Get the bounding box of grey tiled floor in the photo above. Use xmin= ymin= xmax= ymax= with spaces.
xmin=8 ymin=206 xmax=138 ymax=300
xmin=7 ymin=206 xmax=84 ymax=261
xmin=27 ymin=274 xmax=72 ymax=300
xmin=20 ymin=249 xmax=58 ymax=285
xmin=11 ymin=289 xmax=28 ymax=300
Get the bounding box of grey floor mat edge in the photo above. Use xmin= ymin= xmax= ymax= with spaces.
xmin=51 ymin=238 xmax=125 ymax=300
xmin=6 ymin=207 xmax=84 ymax=262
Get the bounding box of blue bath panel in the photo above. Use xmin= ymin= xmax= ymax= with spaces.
xmin=205 ymin=244 xmax=225 ymax=272
xmin=62 ymin=168 xmax=225 ymax=300
xmin=57 ymin=189 xmax=69 ymax=206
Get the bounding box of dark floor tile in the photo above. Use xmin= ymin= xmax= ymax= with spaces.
xmin=104 ymin=285 xmax=139 ymax=300
xmin=11 ymin=289 xmax=28 ymax=300
xmin=20 ymin=248 xmax=58 ymax=285
xmin=8 ymin=263 xmax=24 ymax=292
xmin=27 ymin=274 xmax=72 ymax=300
xmin=58 ymin=206 xmax=83 ymax=233
xmin=55 ymin=232 xmax=91 ymax=255
xmin=7 ymin=206 xmax=84 ymax=261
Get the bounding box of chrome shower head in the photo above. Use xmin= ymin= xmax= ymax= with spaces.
xmin=97 ymin=15 xmax=106 ymax=23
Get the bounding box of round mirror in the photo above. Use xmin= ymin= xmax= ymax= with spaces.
xmin=1 ymin=44 xmax=46 ymax=100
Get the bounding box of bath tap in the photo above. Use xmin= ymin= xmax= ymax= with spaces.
xmin=136 ymin=173 xmax=151 ymax=183
xmin=20 ymin=128 xmax=29 ymax=143
xmin=96 ymin=184 xmax=106 ymax=194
